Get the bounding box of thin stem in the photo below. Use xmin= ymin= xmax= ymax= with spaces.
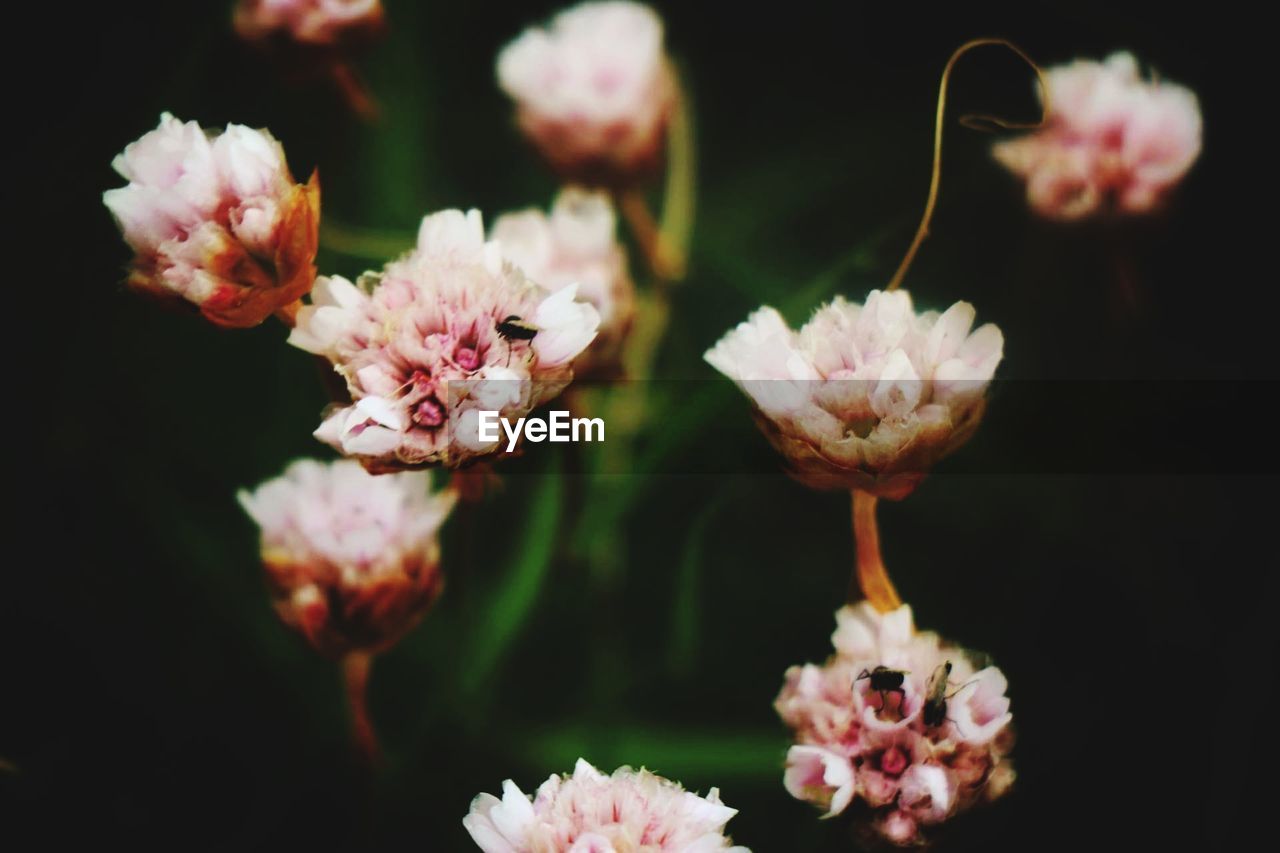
xmin=342 ymin=651 xmax=381 ymax=767
xmin=850 ymin=490 xmax=902 ymax=611
xmin=618 ymin=190 xmax=678 ymax=284
xmin=330 ymin=60 xmax=380 ymax=123
xmin=886 ymin=38 xmax=1049 ymax=292
xmin=657 ymin=63 xmax=695 ymax=281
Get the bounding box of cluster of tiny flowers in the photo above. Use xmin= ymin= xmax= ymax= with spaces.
xmin=233 ymin=0 xmax=385 ymax=47
xmin=776 ymin=603 xmax=1014 ymax=846
xmin=103 ymin=113 xmax=319 ymax=328
xmin=237 ymin=459 xmax=456 ymax=657
xmin=464 ymin=758 xmax=750 ymax=853
xmin=993 ymin=52 xmax=1202 ymax=220
xmin=289 ymin=209 xmax=601 ymax=471
xmin=498 ymin=1 xmax=675 ymax=187
xmin=491 ymin=188 xmax=635 ymax=377
xmin=705 ymin=290 xmax=1003 ymax=498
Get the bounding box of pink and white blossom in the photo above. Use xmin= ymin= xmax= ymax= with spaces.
xmin=238 ymin=459 xmax=456 ymax=657
xmin=491 ymin=188 xmax=635 ymax=376
xmin=776 ymin=603 xmax=1015 ymax=846
xmin=103 ymin=113 xmax=319 ymax=328
xmin=705 ymin=290 xmax=1002 ymax=498
xmin=289 ymin=209 xmax=600 ymax=471
xmin=993 ymin=52 xmax=1202 ymax=220
xmin=234 ymin=0 xmax=385 ymax=47
xmin=463 ymin=758 xmax=750 ymax=852
xmin=497 ymin=1 xmax=675 ymax=187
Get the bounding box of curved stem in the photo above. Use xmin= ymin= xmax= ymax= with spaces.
xmin=618 ymin=190 xmax=678 ymax=284
xmin=885 ymin=38 xmax=1049 ymax=292
xmin=850 ymin=490 xmax=902 ymax=611
xmin=342 ymin=651 xmax=381 ymax=767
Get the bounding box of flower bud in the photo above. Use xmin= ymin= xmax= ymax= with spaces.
xmin=103 ymin=113 xmax=319 ymax=328
xmin=238 ymin=459 xmax=455 ymax=657
xmin=497 ymin=2 xmax=675 ymax=188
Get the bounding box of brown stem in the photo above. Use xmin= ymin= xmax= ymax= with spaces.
xmin=342 ymin=651 xmax=381 ymax=767
xmin=849 ymin=490 xmax=902 ymax=611
xmin=885 ymin=38 xmax=1048 ymax=292
xmin=330 ymin=60 xmax=380 ymax=123
xmin=617 ymin=190 xmax=680 ymax=284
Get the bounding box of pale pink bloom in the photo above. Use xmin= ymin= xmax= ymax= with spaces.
xmin=463 ymin=758 xmax=750 ymax=852
xmin=705 ymin=291 xmax=1002 ymax=498
xmin=491 ymin=188 xmax=635 ymax=376
xmin=497 ymin=1 xmax=676 ymax=187
xmin=234 ymin=0 xmax=384 ymax=46
xmin=776 ymin=603 xmax=1014 ymax=846
xmin=289 ymin=209 xmax=600 ymax=471
xmin=238 ymin=459 xmax=456 ymax=656
xmin=993 ymin=52 xmax=1202 ymax=220
xmin=103 ymin=113 xmax=319 ymax=328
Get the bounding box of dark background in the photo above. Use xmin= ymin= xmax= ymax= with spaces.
xmin=5 ymin=1 xmax=1274 ymax=849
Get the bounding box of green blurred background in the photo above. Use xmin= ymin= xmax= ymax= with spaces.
xmin=7 ymin=1 xmax=1275 ymax=849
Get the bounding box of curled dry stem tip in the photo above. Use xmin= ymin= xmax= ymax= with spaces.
xmin=885 ymin=38 xmax=1049 ymax=293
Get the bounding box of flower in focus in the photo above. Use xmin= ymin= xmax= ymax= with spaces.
xmin=776 ymin=603 xmax=1015 ymax=846
xmin=238 ymin=459 xmax=456 ymax=657
xmin=704 ymin=290 xmax=1002 ymax=498
xmin=233 ymin=0 xmax=385 ymax=47
xmin=497 ymin=1 xmax=676 ymax=187
xmin=491 ymin=188 xmax=635 ymax=377
xmin=993 ymin=52 xmax=1202 ymax=220
xmin=289 ymin=209 xmax=600 ymax=471
xmin=463 ymin=758 xmax=750 ymax=852
xmin=103 ymin=113 xmax=320 ymax=328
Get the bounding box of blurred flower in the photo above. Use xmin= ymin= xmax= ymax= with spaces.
xmin=993 ymin=52 xmax=1202 ymax=220
xmin=103 ymin=113 xmax=319 ymax=328
xmin=497 ymin=1 xmax=676 ymax=187
xmin=491 ymin=188 xmax=635 ymax=377
xmin=704 ymin=290 xmax=1002 ymax=498
xmin=463 ymin=758 xmax=750 ymax=852
xmin=233 ymin=0 xmax=385 ymax=47
xmin=776 ymin=603 xmax=1014 ymax=846
xmin=289 ymin=209 xmax=600 ymax=470
xmin=238 ymin=459 xmax=456 ymax=657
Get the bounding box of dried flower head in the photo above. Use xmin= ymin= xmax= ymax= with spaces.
xmin=103 ymin=113 xmax=319 ymax=328
xmin=233 ymin=0 xmax=385 ymax=47
xmin=497 ymin=1 xmax=675 ymax=187
xmin=776 ymin=603 xmax=1015 ymax=846
xmin=237 ymin=459 xmax=456 ymax=657
xmin=705 ymin=290 xmax=1002 ymax=498
xmin=289 ymin=209 xmax=600 ymax=471
xmin=993 ymin=52 xmax=1202 ymax=220
xmin=464 ymin=758 xmax=750 ymax=852
xmin=491 ymin=188 xmax=635 ymax=377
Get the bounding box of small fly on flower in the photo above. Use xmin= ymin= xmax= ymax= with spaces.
xmin=496 ymin=315 xmax=539 ymax=341
xmin=923 ymin=660 xmax=979 ymax=729
xmin=856 ymin=666 xmax=907 ymax=712
xmin=497 ymin=314 xmax=539 ymax=367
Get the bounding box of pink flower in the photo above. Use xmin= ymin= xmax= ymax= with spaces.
xmin=497 ymin=1 xmax=676 ymax=187
xmin=993 ymin=52 xmax=1202 ymax=220
xmin=775 ymin=603 xmax=1015 ymax=846
xmin=103 ymin=113 xmax=320 ymax=328
xmin=463 ymin=758 xmax=750 ymax=852
xmin=237 ymin=459 xmax=456 ymax=657
xmin=233 ymin=0 xmax=385 ymax=47
xmin=705 ymin=291 xmax=1002 ymax=498
xmin=491 ymin=188 xmax=635 ymax=377
xmin=289 ymin=209 xmax=600 ymax=471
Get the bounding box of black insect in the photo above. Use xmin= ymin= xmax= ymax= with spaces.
xmin=856 ymin=665 xmax=907 ymax=710
xmin=496 ymin=315 xmax=539 ymax=341
xmin=922 ymin=661 xmax=953 ymax=727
